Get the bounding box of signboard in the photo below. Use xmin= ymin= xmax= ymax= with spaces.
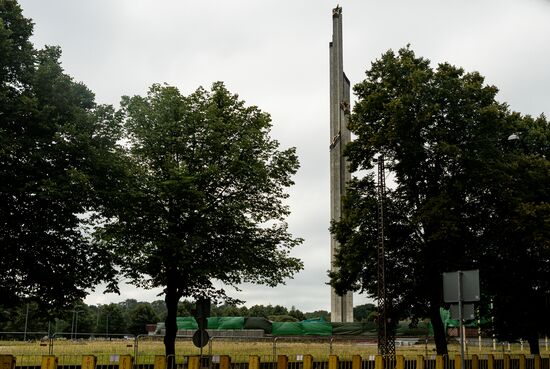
xmin=442 ymin=269 xmax=481 ymax=369
xmin=443 ymin=270 xmax=480 ymax=303
xmin=192 ymin=329 xmax=210 ymax=348
xmin=450 ymin=303 xmax=475 ymax=320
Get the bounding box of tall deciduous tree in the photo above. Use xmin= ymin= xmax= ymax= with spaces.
xmin=330 ymin=47 xmax=549 ymax=354
xmin=0 ymin=1 xmax=122 ymax=311
xmin=480 ymin=114 xmax=550 ymax=354
xmin=100 ymin=83 xmax=303 ymax=359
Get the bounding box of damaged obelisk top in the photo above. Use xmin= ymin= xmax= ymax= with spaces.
xmin=329 ymin=5 xmax=353 ymax=323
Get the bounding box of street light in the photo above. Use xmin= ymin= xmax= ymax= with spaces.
xmin=106 ymin=313 xmax=110 ymax=340
xmin=507 ymin=133 xmax=519 ymax=141
xmin=71 ymin=309 xmax=83 ymax=340
xmin=75 ymin=310 xmax=82 ymax=339
xmin=23 ymin=304 xmax=29 ymax=341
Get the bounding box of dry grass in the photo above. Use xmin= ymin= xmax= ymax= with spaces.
xmin=0 ymin=337 xmax=548 ymax=365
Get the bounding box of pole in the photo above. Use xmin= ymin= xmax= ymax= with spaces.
xmin=23 ymin=304 xmax=29 ymax=341
xmin=458 ymin=271 xmax=465 ymax=369
xmin=478 ymin=314 xmax=482 ymax=351
xmin=96 ymin=306 xmax=100 ymax=330
xmin=71 ymin=310 xmax=75 ymax=340
xmin=75 ymin=311 xmax=79 ymax=339
xmin=377 ymin=156 xmax=395 ymax=356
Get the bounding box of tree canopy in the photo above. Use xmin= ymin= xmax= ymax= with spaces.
xmin=99 ymin=82 xmax=303 ymax=357
xmin=329 ymin=46 xmax=550 ymax=354
xmin=0 ymin=298 xmax=333 ymax=338
xmin=0 ymin=0 xmax=122 ymax=311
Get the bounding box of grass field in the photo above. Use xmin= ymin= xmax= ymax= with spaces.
xmin=0 ymin=336 xmax=548 ymax=359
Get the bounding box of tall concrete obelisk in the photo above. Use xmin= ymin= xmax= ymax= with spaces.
xmin=329 ymin=6 xmax=353 ymax=323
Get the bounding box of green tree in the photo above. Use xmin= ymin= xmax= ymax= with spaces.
xmin=480 ymin=115 xmax=550 ymax=354
xmin=248 ymin=305 xmax=270 ymax=318
xmin=288 ymin=306 xmax=305 ymax=321
xmin=100 ymin=304 xmax=127 ymax=336
xmin=100 ymin=83 xmax=303 ymax=360
xmin=70 ymin=304 xmax=96 ymax=337
xmin=119 ymin=299 xmax=139 ymax=314
xmin=304 ymin=310 xmax=330 ymax=321
xmin=0 ymin=302 xmax=50 ymax=337
xmin=268 ymin=314 xmax=298 ymax=322
xmin=176 ymin=300 xmax=194 ymax=316
xmin=150 ymin=300 xmax=167 ymax=322
xmin=329 ymin=46 xmax=549 ymax=354
xmin=0 ymin=1 xmax=121 ymax=311
xmin=127 ymin=303 xmax=158 ymax=336
xmin=353 ymin=303 xmax=375 ymax=322
xmin=215 ymin=304 xmax=248 ymax=317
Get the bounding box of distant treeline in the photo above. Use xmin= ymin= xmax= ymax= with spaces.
xmin=0 ymin=299 xmax=376 ymax=337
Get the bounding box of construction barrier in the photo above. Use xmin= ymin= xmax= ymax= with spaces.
xmin=0 ymin=353 xmax=549 ymax=369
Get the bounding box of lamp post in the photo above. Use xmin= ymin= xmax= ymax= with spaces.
xmin=507 ymin=133 xmax=519 ymax=141
xmin=71 ymin=310 xmax=75 ymax=339
xmin=75 ymin=310 xmax=82 ymax=339
xmin=106 ymin=313 xmax=110 ymax=340
xmin=71 ymin=309 xmax=83 ymax=340
xmin=23 ymin=304 xmax=29 ymax=341
xmin=96 ymin=304 xmax=100 ymax=331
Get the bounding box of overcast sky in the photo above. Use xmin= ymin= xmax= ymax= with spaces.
xmin=18 ymin=0 xmax=550 ymax=313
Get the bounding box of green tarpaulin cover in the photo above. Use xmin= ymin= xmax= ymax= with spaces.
xmin=207 ymin=317 xmax=221 ymax=329
xmin=272 ymin=322 xmax=305 ymax=335
xmin=176 ymin=316 xmax=198 ymax=330
xmin=244 ymin=317 xmax=273 ymax=333
xmin=302 ymin=320 xmax=332 ymax=336
xmin=217 ymin=317 xmax=245 ymax=330
xmin=331 ymin=322 xmax=376 ymax=335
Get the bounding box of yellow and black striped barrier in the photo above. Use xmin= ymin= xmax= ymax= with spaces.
xmin=0 ymin=353 xmax=548 ymax=369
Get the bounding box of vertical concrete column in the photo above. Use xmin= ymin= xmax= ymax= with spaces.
xmin=154 ymin=356 xmax=167 ymax=369
xmin=329 ymin=4 xmax=353 ymax=324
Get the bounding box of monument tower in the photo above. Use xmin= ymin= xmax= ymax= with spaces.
xmin=329 ymin=6 xmax=353 ymax=323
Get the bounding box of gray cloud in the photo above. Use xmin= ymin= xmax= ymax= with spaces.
xmin=19 ymin=0 xmax=549 ymax=312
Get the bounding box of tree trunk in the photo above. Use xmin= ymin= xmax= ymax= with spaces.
xmin=164 ymin=281 xmax=180 ymax=369
xmin=429 ymin=301 xmax=448 ymax=355
xmin=527 ymin=332 xmax=540 ymax=355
